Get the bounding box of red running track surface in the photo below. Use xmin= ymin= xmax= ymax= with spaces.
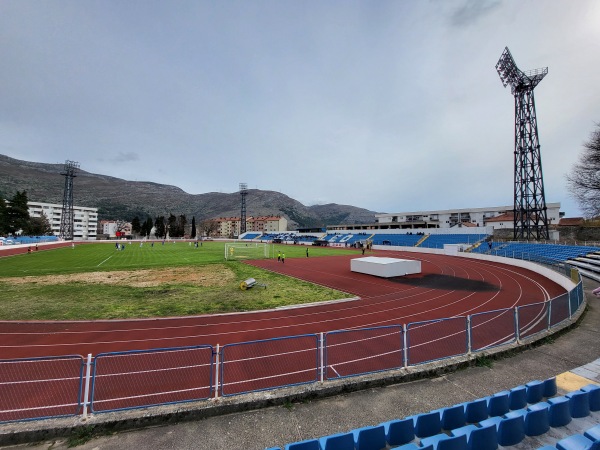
xmin=0 ymin=250 xmax=566 ymax=359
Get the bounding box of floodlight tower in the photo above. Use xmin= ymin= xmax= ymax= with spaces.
xmin=59 ymin=160 xmax=79 ymax=240
xmin=239 ymin=183 xmax=248 ymax=235
xmin=496 ymin=47 xmax=550 ymax=241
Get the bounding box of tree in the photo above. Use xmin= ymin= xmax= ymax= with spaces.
xmin=131 ymin=216 xmax=141 ymax=235
xmin=190 ymin=216 xmax=196 ymax=239
xmin=167 ymin=213 xmax=178 ymax=237
xmin=177 ymin=214 xmax=187 ymax=237
xmin=142 ymin=217 xmax=154 ymax=237
xmin=6 ymin=191 xmax=30 ymax=234
xmin=567 ymin=123 xmax=600 ymax=218
xmin=26 ymin=214 xmax=53 ymax=235
xmin=154 ymin=216 xmax=166 ymax=238
xmin=0 ymin=194 xmax=8 ymax=235
xmin=200 ymin=219 xmax=219 ymax=238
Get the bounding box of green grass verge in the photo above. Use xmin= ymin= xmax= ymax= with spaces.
xmin=0 ymin=242 xmax=357 ymax=321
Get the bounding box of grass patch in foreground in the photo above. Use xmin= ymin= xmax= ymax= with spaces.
xmin=0 ymin=242 xmax=354 ymax=320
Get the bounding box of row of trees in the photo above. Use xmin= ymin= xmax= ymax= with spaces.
xmin=0 ymin=191 xmax=52 ymax=236
xmin=567 ymin=122 xmax=600 ymax=218
xmin=129 ymin=214 xmax=220 ymax=239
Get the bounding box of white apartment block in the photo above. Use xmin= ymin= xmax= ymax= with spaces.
xmin=28 ymin=201 xmax=98 ymax=240
xmin=373 ymin=203 xmax=562 ymax=230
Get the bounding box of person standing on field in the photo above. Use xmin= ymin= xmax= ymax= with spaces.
xmin=282 ymin=253 xmax=285 ymax=264
xmin=277 ymin=251 xmax=281 ymax=262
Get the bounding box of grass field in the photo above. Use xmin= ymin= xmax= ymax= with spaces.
xmin=0 ymin=241 xmax=356 ymax=321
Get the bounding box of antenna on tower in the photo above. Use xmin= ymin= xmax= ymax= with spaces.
xmin=59 ymin=160 xmax=79 ymax=240
xmin=239 ymin=183 xmax=248 ymax=235
xmin=496 ymin=47 xmax=550 ymax=240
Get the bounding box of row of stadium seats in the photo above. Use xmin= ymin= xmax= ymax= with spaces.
xmin=3 ymin=235 xmax=59 ymax=245
xmin=470 ymin=242 xmax=600 ymax=264
xmin=266 ymin=378 xmax=600 ymax=450
xmin=370 ymin=234 xmax=423 ymax=247
xmin=418 ymin=234 xmax=488 ymax=249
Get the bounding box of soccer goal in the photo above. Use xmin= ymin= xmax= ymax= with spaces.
xmin=224 ymin=242 xmax=272 ymax=260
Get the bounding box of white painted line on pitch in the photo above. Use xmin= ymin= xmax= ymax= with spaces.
xmin=97 ymin=255 xmax=113 ymax=267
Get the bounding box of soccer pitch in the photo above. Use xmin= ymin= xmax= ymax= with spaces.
xmin=0 ymin=242 xmax=353 ymax=321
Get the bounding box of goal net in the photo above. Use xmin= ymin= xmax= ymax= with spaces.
xmin=225 ymin=242 xmax=271 ymax=260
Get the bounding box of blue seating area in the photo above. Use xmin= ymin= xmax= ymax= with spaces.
xmin=266 ymin=379 xmax=600 ymax=450
xmin=240 ymin=233 xmax=261 ymax=240
xmin=323 ymin=233 xmax=372 ymax=246
xmin=370 ymin=234 xmax=423 ymax=247
xmin=489 ymin=243 xmax=600 ymax=264
xmin=296 ymin=235 xmax=321 ymax=243
xmin=9 ymin=235 xmax=58 ymax=245
xmin=470 ymin=241 xmax=505 ymax=254
xmin=418 ymin=234 xmax=488 ymax=249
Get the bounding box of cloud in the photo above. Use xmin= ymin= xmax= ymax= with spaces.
xmin=449 ymin=0 xmax=502 ymax=27
xmin=114 ymin=152 xmax=140 ymax=163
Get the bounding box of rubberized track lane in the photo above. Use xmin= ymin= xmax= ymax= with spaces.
xmin=0 ymin=251 xmax=566 ymax=359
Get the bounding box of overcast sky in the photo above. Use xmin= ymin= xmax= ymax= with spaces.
xmin=1 ymin=1 xmax=599 ymax=216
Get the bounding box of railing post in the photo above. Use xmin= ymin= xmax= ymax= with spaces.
xmin=467 ymin=315 xmax=472 ymax=355
xmin=514 ymin=307 xmax=520 ymax=343
xmin=568 ymin=289 xmax=573 ymax=318
xmin=403 ymin=324 xmax=408 ymax=368
xmin=319 ymin=332 xmax=324 ymax=383
xmin=547 ymin=300 xmax=552 ymax=330
xmin=82 ymin=353 xmax=93 ymax=420
xmin=214 ymin=344 xmax=220 ymax=399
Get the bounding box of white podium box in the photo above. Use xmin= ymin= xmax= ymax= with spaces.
xmin=351 ymin=257 xmax=421 ymax=278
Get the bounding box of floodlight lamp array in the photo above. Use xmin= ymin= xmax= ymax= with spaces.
xmin=62 ymin=160 xmax=80 ymax=175
xmin=496 ymin=47 xmax=548 ymax=93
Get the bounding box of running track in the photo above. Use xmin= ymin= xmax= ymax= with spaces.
xmin=0 ymin=250 xmax=566 ymax=360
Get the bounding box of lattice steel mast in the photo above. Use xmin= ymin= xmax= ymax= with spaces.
xmin=59 ymin=160 xmax=79 ymax=240
xmin=496 ymin=47 xmax=550 ymax=240
xmin=239 ymin=183 xmax=248 ymax=235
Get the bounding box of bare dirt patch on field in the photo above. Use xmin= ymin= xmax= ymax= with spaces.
xmin=3 ymin=265 xmax=234 ymax=288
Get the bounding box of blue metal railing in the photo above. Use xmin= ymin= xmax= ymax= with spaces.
xmin=0 ymin=276 xmax=585 ymax=422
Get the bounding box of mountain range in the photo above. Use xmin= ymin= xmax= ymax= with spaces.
xmin=0 ymin=154 xmax=380 ymax=229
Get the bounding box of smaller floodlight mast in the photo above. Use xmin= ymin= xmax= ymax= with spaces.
xmin=496 ymin=47 xmax=550 ymax=240
xmin=59 ymin=160 xmax=80 ymax=240
xmin=239 ymin=183 xmax=248 ymax=235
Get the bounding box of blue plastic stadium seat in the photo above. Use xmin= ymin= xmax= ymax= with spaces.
xmin=480 ymin=414 xmax=525 ymax=447
xmin=509 ymin=385 xmax=528 ymax=410
xmin=390 ymin=443 xmax=433 ymax=450
xmin=439 ymin=404 xmax=466 ymax=430
xmin=526 ymin=380 xmax=545 ymax=404
xmin=547 ymin=396 xmax=572 ymax=427
xmin=505 ymin=404 xmax=549 ymax=437
xmin=556 ymin=433 xmax=600 ymax=450
xmin=352 ymin=425 xmax=386 ymax=450
xmin=284 ymin=439 xmax=320 ymax=450
xmin=566 ymin=390 xmax=590 ymax=418
xmin=451 ymin=423 xmax=498 ymax=450
xmin=536 ymin=447 xmax=558 ymax=450
xmin=581 ymin=384 xmax=600 ymax=411
xmin=420 ymin=433 xmax=468 ymax=450
xmin=380 ymin=418 xmax=414 ymax=447
xmin=318 ymin=432 xmax=354 ymax=450
xmin=265 ymin=448 xmax=282 ymax=450
xmin=487 ymin=391 xmax=510 ymax=417
xmin=543 ymin=377 xmax=558 ymax=397
xmin=584 ymin=424 xmax=600 ymax=441
xmin=413 ymin=411 xmax=442 ymax=438
xmin=463 ymin=398 xmax=488 ymax=423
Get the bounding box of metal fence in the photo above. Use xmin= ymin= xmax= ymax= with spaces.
xmin=0 ymin=277 xmax=585 ymax=423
